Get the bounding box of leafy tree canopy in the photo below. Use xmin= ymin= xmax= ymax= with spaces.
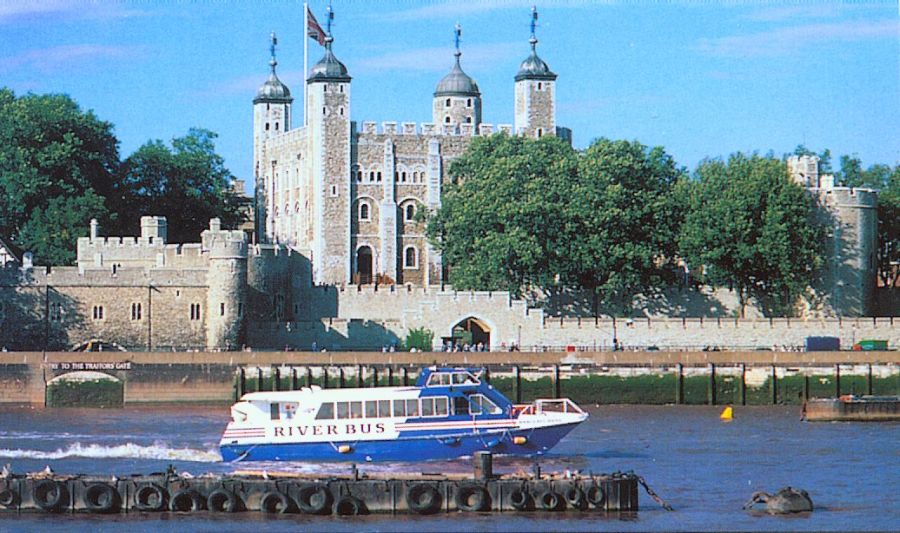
xmin=678 ymin=153 xmax=824 ymax=316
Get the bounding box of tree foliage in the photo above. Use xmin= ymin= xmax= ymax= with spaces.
xmin=678 ymin=153 xmax=824 ymax=316
xmin=0 ymin=88 xmax=120 ymax=264
xmin=877 ymin=166 xmax=900 ymax=288
xmin=113 ymin=128 xmax=244 ymax=243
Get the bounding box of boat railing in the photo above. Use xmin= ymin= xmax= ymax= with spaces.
xmin=514 ymin=398 xmax=584 ymax=416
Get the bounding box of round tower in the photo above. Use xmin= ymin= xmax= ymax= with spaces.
xmin=204 ymin=219 xmax=249 ymax=350
xmin=514 ymin=7 xmax=557 ymax=138
xmin=306 ymin=11 xmax=353 ymax=285
xmin=433 ymin=24 xmax=482 ymax=131
xmin=254 ymin=32 xmax=293 ymax=244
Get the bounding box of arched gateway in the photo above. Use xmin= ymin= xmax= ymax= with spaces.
xmin=450 ymin=316 xmax=491 ymax=349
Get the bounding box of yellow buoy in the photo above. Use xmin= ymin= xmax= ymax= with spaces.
xmin=338 ymin=445 xmax=353 ymax=454
xmin=720 ymin=406 xmax=733 ymax=421
xmin=513 ymin=436 xmax=528 ymax=445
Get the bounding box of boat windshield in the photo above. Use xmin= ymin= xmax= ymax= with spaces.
xmin=426 ymin=371 xmax=479 ymax=387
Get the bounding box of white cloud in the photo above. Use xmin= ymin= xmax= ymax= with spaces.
xmin=355 ymin=42 xmax=521 ymax=74
xmin=0 ymin=44 xmax=145 ymax=73
xmin=695 ymin=20 xmax=899 ymax=57
xmin=0 ymin=0 xmax=146 ymax=23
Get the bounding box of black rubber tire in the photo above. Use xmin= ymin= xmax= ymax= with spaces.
xmin=538 ymin=490 xmax=562 ymax=512
xmin=260 ymin=491 xmax=292 ymax=514
xmin=455 ymin=484 xmax=490 ymax=512
xmin=170 ymin=489 xmax=204 ymax=512
xmin=33 ymin=480 xmax=66 ymax=513
xmin=0 ymin=487 xmax=19 ymax=508
xmin=84 ymin=483 xmax=119 ymax=513
xmin=297 ymin=484 xmax=331 ymax=515
xmin=509 ymin=488 xmax=531 ymax=511
xmin=207 ymin=489 xmax=239 ymax=512
xmin=587 ymin=485 xmax=606 ymax=508
xmin=333 ymin=495 xmax=367 ymax=516
xmin=134 ymin=484 xmax=167 ymax=512
xmin=406 ymin=483 xmax=442 ymax=515
xmin=564 ymin=486 xmax=586 ymax=509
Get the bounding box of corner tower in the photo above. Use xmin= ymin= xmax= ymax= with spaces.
xmin=253 ymin=33 xmax=293 ymax=243
xmin=514 ymin=7 xmax=557 ymax=138
xmin=433 ymin=24 xmax=482 ymax=130
xmin=306 ymin=17 xmax=352 ymax=284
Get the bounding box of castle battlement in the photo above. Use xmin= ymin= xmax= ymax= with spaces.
xmin=816 ymin=186 xmax=879 ymax=209
xmin=264 ymin=127 xmax=307 ymax=150
xmin=355 ymin=121 xmax=513 ymax=138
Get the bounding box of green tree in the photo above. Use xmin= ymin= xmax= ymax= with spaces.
xmin=426 ymin=134 xmax=579 ymax=296
xmin=679 ymin=153 xmax=824 ymax=317
xmin=0 ymin=88 xmax=120 ymax=264
xmin=113 ymin=128 xmax=244 ymax=242
xmin=877 ymin=166 xmax=900 ymax=289
xmin=403 ymin=327 xmax=434 ymax=352
xmin=568 ymin=138 xmax=685 ymax=312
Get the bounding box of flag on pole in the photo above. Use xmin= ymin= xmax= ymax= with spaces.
xmin=307 ymin=7 xmax=327 ymax=46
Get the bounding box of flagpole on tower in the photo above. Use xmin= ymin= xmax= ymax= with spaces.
xmin=303 ymin=2 xmax=309 ymax=126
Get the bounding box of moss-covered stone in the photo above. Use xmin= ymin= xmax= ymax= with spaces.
xmin=46 ymin=379 xmax=123 ymax=408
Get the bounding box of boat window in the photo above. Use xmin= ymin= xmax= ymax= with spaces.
xmin=452 ymin=372 xmax=477 ymax=385
xmin=435 ymin=397 xmax=449 ymax=416
xmin=316 ymin=402 xmax=334 ymax=420
xmin=378 ymin=400 xmax=390 ymax=417
xmin=365 ymin=400 xmax=378 ymax=418
xmin=454 ymin=396 xmax=469 ymax=416
xmin=350 ymin=401 xmax=363 ymax=419
xmin=393 ymin=399 xmax=407 ymax=417
xmin=421 ymin=397 xmax=435 ymax=416
xmin=469 ymin=394 xmax=502 ymax=415
xmin=270 ymin=402 xmax=280 ymax=420
xmin=406 ymin=398 xmax=420 ymax=417
xmin=337 ymin=402 xmax=350 ymax=419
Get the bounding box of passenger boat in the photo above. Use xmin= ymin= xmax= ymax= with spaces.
xmin=219 ymin=367 xmax=588 ymax=462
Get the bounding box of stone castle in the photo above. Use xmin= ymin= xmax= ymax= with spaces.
xmin=0 ymin=11 xmax=891 ymax=353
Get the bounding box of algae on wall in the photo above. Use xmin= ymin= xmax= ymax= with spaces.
xmin=46 ymin=379 xmax=124 ymax=408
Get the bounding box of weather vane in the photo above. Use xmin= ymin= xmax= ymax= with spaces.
xmin=530 ymin=6 xmax=539 ymax=49
xmin=269 ymin=31 xmax=278 ymax=68
xmin=454 ymin=22 xmax=462 ymax=56
xmin=326 ymin=1 xmax=334 ymax=36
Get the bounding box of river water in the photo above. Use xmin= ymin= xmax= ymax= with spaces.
xmin=0 ymin=404 xmax=897 ymax=532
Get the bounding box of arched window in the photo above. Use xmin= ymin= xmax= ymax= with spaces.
xmin=359 ymin=202 xmax=370 ymax=221
xmin=445 ymin=98 xmax=451 ymax=107
xmin=369 ymin=171 xmax=375 ymax=182
xmin=404 ymin=246 xmax=418 ymax=268
xmin=537 ymin=82 xmax=543 ymax=90
xmin=265 ymin=123 xmax=270 ymax=131
xmin=275 ymin=122 xmax=279 ymax=130
xmin=536 ymin=127 xmax=543 ymax=138
xmin=465 ymin=117 xmax=472 ymax=123
xmin=377 ymin=171 xmax=382 ymax=182
xmin=405 ymin=203 xmax=416 ymax=222
xmin=466 ymin=98 xmax=472 ymax=108
xmin=131 ymin=303 xmax=142 ymax=321
xmin=444 ymin=116 xmax=451 ymax=124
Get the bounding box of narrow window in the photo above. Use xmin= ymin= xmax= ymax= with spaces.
xmin=365 ymin=401 xmax=378 ymax=418
xmin=220 ymin=302 xmax=225 ymax=316
xmin=377 ymin=399 xmax=391 ymax=417
xmin=339 ymin=107 xmax=344 ymax=116
xmin=316 ymin=402 xmax=334 ymax=420
xmin=330 ymin=185 xmax=338 ymax=196
xmin=406 ymin=398 xmax=420 ymax=417
xmin=275 ymin=122 xmax=279 ymax=131
xmin=537 ymin=82 xmax=543 ymax=90
xmin=404 ymin=246 xmax=417 ymax=268
xmin=536 ymin=127 xmax=543 ymax=138
xmin=92 ymin=305 xmax=104 ymax=320
xmin=444 ymin=116 xmax=451 ymax=124
xmin=131 ymin=302 xmax=142 ymax=321
xmin=190 ymin=303 xmax=201 ymax=321
xmin=238 ymin=303 xmax=244 ymax=317
xmin=376 ymin=171 xmax=382 ymax=182
xmin=270 ymin=403 xmax=280 ymax=420
xmin=360 ymin=203 xmax=370 ymax=221
xmin=465 ymin=117 xmax=471 ymax=123
xmin=466 ymin=98 xmax=472 ymax=107
xmin=350 ymin=401 xmax=362 ymax=419
xmin=401 ymin=171 xmax=407 ymax=182
xmin=405 ymin=204 xmax=415 ymax=221
xmin=393 ymin=399 xmax=407 ymax=417
xmin=445 ymin=98 xmax=450 ymax=107
xmin=322 ymin=107 xmax=327 ymax=115
xmin=337 ymin=402 xmax=349 ymax=419
xmin=265 ymin=123 xmax=270 ymax=131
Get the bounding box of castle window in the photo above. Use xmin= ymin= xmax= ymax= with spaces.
xmin=322 ymin=107 xmax=327 ymax=115
xmin=220 ymin=303 xmax=225 ymax=316
xmin=359 ymin=202 xmax=370 ymax=221
xmin=238 ymin=303 xmax=244 ymax=317
xmin=331 ymin=185 xmax=338 ymax=197
xmin=275 ymin=122 xmax=279 ymax=130
xmin=401 ymin=171 xmax=407 ymax=182
xmin=536 ymin=127 xmax=543 ymax=138
xmin=405 ymin=203 xmax=416 ymax=222
xmin=92 ymin=305 xmax=104 ymax=321
xmin=376 ymin=171 xmax=382 ymax=182
xmin=324 ymin=85 xmax=328 ymax=92
xmin=404 ymin=246 xmax=418 ymax=269
xmin=369 ymin=171 xmax=375 ymax=182
xmin=190 ymin=303 xmax=201 ymax=321
xmin=339 ymin=107 xmax=344 ymax=116
xmin=295 ymin=202 xmax=300 ymax=213
xmin=339 ymin=85 xmax=344 ymax=93
xmin=538 ymin=82 xmax=543 ymax=90
xmin=466 ymin=98 xmax=472 ymax=108
xmin=266 ymin=103 xmax=270 ymax=110
xmin=444 ymin=116 xmax=451 ymax=124
xmin=445 ymin=98 xmax=451 ymax=107
xmin=49 ymin=302 xmax=63 ymax=321
xmin=131 ymin=303 xmax=142 ymax=321
xmin=265 ymin=123 xmax=270 ymax=131
xmin=465 ymin=117 xmax=472 ymax=123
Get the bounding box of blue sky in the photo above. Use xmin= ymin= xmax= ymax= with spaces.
xmin=1 ymin=1 xmax=898 ymax=192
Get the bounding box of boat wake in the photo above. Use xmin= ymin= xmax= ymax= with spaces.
xmin=0 ymin=442 xmax=222 ymax=462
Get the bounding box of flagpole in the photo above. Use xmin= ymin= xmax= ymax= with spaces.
xmin=303 ymin=2 xmax=309 ymax=127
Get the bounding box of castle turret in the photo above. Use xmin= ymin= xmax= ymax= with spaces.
xmin=306 ymin=10 xmax=352 ymax=284
xmin=433 ymin=24 xmax=482 ymax=131
xmin=514 ymin=7 xmax=557 ymax=138
xmin=254 ymin=32 xmax=293 ymax=244
xmin=203 ymin=218 xmax=248 ymax=350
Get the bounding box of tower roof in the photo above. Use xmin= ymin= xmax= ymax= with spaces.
xmin=515 ymin=7 xmax=556 ymax=82
xmin=254 ymin=32 xmax=293 ymax=104
xmin=434 ymin=23 xmax=480 ymax=97
xmin=308 ymin=37 xmax=351 ymax=83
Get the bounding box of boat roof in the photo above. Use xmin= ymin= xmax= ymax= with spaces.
xmin=239 ymin=385 xmax=421 ymax=403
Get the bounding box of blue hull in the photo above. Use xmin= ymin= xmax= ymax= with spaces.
xmin=220 ymin=423 xmax=581 ymax=462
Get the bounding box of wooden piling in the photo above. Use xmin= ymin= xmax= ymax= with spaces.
xmin=237 ymin=367 xmax=245 ymax=399
xmin=803 ymin=374 xmax=810 ymax=401
xmin=739 ymin=364 xmax=746 ymax=406
xmin=675 ymin=363 xmax=684 ymax=405
xmin=322 ymin=367 xmax=329 ymax=389
xmin=514 ymin=365 xmax=522 ymax=404
xmin=402 ymin=367 xmax=409 ymax=386
xmin=372 ymin=367 xmax=379 ymax=387
xmin=291 ymin=367 xmax=298 ymax=391
xmin=339 ymin=368 xmax=346 ymax=388
xmin=273 ymin=367 xmax=281 ymax=391
xmin=553 ymin=365 xmax=561 ymax=399
xmin=257 ymin=367 xmax=264 ymax=392
xmin=835 ymin=364 xmax=841 ymax=397
xmin=388 ymin=367 xmax=394 ymax=386
xmin=867 ymin=364 xmax=873 ymax=396
xmin=771 ymin=365 xmax=778 ymax=405
xmin=707 ymin=363 xmax=716 ymax=405
xmin=305 ymin=367 xmax=313 ymax=388
xmin=357 ymin=364 xmax=364 ymax=388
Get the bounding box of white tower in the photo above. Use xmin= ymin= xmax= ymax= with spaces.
xmin=514 ymin=7 xmax=557 ymax=138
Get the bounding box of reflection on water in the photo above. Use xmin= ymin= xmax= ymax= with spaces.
xmin=0 ymin=404 xmax=897 ymax=532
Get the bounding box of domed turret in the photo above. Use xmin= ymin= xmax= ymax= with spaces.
xmin=515 ymin=42 xmax=556 ymax=82
xmin=432 ymin=24 xmax=482 ymax=129
xmin=514 ymin=7 xmax=557 ymax=138
xmin=308 ymin=36 xmax=351 ymax=83
xmin=254 ymin=35 xmax=293 ymax=104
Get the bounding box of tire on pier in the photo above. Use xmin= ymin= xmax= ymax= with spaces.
xmin=170 ymin=489 xmax=204 ymax=512
xmin=333 ymin=495 xmax=367 ymax=516
xmin=84 ymin=483 xmax=120 ymax=513
xmin=406 ymin=483 xmax=442 ymax=515
xmin=538 ymin=490 xmax=563 ymax=512
xmin=509 ymin=488 xmax=531 ymax=511
xmin=207 ymin=489 xmax=240 ymax=512
xmin=296 ymin=483 xmax=331 ymax=515
xmin=33 ymin=480 xmax=67 ymax=513
xmin=564 ymin=486 xmax=586 ymax=510
xmin=586 ymin=485 xmax=606 ymax=508
xmin=259 ymin=491 xmax=292 ymax=514
xmin=455 ymin=484 xmax=490 ymax=512
xmin=134 ymin=484 xmax=167 ymax=511
xmin=0 ymin=486 xmax=19 ymax=509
